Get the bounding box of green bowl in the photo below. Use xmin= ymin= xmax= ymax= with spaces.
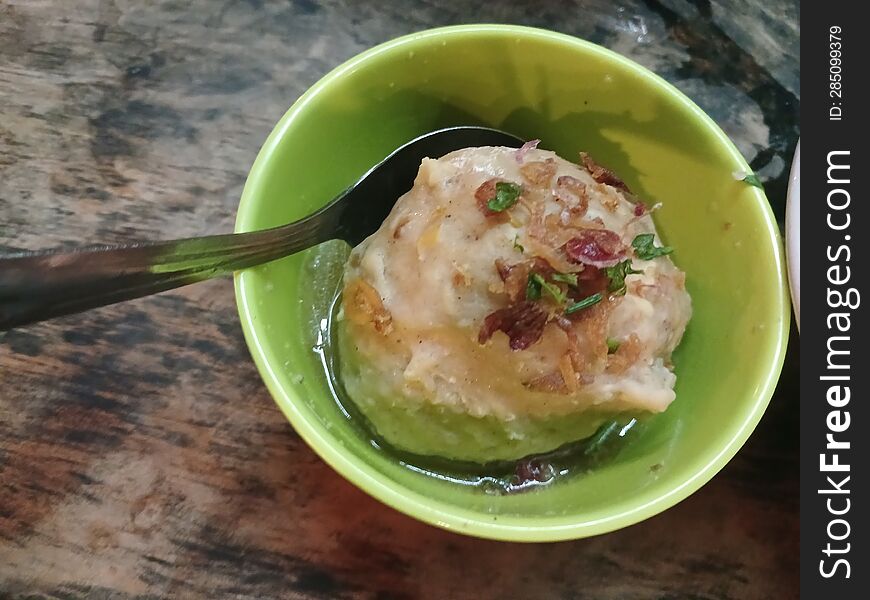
xmin=234 ymin=25 xmax=789 ymax=541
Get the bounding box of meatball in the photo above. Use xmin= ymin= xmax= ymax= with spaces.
xmin=337 ymin=145 xmax=691 ymax=462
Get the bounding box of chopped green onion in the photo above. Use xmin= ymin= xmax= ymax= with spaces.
xmin=631 ymin=233 xmax=673 ymax=260
xmin=526 ymin=273 xmax=542 ymax=300
xmin=604 ymin=260 xmax=642 ymax=296
xmin=551 ymin=272 xmax=578 ymax=287
xmin=742 ymin=173 xmax=763 ymax=188
xmin=513 ymin=235 xmax=524 ymax=253
xmin=532 ymin=273 xmax=567 ymax=304
xmin=487 ymin=182 xmax=522 ymax=212
xmin=565 ymin=292 xmax=603 ymax=314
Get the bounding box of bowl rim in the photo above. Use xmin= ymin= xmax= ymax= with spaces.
xmin=234 ymin=24 xmax=790 ymax=542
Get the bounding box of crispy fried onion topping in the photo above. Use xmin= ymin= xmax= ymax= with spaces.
xmin=579 ymin=152 xmax=630 ymax=191
xmin=520 ymin=159 xmax=557 ymax=186
xmin=606 ymin=334 xmax=644 ymax=374
xmin=553 ymin=175 xmax=590 ymax=217
xmin=473 ymin=178 xmax=514 ymax=218
xmin=515 ymin=139 xmax=541 ymax=163
xmin=494 ymin=257 xmax=557 ymax=303
xmin=526 ymin=303 xmax=615 ymax=393
xmin=344 ymin=278 xmax=393 ymax=335
xmin=478 ymin=300 xmax=548 ymax=351
xmin=563 ymin=229 xmax=626 ymax=268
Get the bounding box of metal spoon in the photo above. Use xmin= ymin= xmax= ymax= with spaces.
xmin=0 ymin=126 xmax=523 ymax=330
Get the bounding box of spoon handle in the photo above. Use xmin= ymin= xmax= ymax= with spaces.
xmin=0 ymin=213 xmax=336 ymax=331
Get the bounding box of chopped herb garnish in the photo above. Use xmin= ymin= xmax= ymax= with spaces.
xmin=551 ymin=272 xmax=578 ymax=287
xmin=526 ymin=273 xmax=542 ymax=300
xmin=742 ymin=173 xmax=763 ymax=188
xmin=604 ymin=259 xmax=642 ymax=296
xmin=606 ymin=338 xmax=621 ymax=354
xmin=565 ymin=292 xmax=603 ymax=314
xmin=531 ymin=273 xmax=567 ymax=304
xmin=513 ymin=235 xmax=524 ymax=253
xmin=631 ymin=233 xmax=673 ymax=260
xmin=487 ymin=182 xmax=522 ymax=212
xmin=733 ymin=170 xmax=764 ymax=188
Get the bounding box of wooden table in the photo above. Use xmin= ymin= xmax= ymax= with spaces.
xmin=1 ymin=1 xmax=799 ymax=598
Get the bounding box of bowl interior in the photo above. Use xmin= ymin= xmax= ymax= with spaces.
xmin=235 ymin=25 xmax=789 ymax=541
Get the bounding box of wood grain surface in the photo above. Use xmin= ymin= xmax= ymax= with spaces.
xmin=1 ymin=1 xmax=799 ymax=598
